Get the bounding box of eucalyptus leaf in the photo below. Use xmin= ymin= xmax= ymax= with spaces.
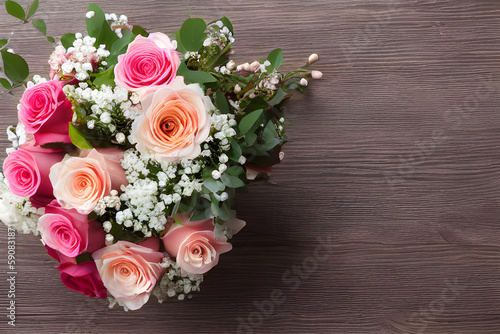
xmin=27 ymin=0 xmax=38 ymax=19
xmin=1 ymin=49 xmax=29 ymax=83
xmin=0 ymin=39 xmax=7 ymax=48
xmin=238 ymin=109 xmax=263 ymax=135
xmin=215 ymin=89 xmax=229 ymax=114
xmin=132 ymin=25 xmax=148 ymax=37
xmin=266 ymin=48 xmax=283 ymax=72
xmin=32 ymin=19 xmax=46 ymax=35
xmin=221 ymin=174 xmax=245 ymax=188
xmin=190 ymin=198 xmax=212 ymax=221
xmin=0 ymin=78 xmax=12 ymax=89
xmin=177 ymin=61 xmax=216 ymax=84
xmin=69 ymin=123 xmax=94 ymax=149
xmin=61 ymin=33 xmax=76 ymax=49
xmin=179 ymin=18 xmax=206 ymax=52
xmin=46 ymin=36 xmax=55 ymax=43
xmin=5 ymin=1 xmax=26 ymax=22
xmin=93 ymin=66 xmax=115 ymax=87
xmin=106 ymin=30 xmax=134 ymax=66
xmin=262 ymin=121 xmax=278 ymax=141
xmin=228 ymin=138 xmax=242 ymax=162
xmin=203 ymin=178 xmax=226 ymax=193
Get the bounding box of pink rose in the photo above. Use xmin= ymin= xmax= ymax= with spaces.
xmin=131 ymin=76 xmax=212 ymax=161
xmin=38 ymin=200 xmax=105 ymax=258
xmin=3 ymin=144 xmax=64 ymax=203
xmin=114 ymin=32 xmax=180 ymax=93
xmin=49 ymin=149 xmax=127 ymax=214
xmin=18 ymin=80 xmax=73 ymax=145
xmin=92 ymin=241 xmax=164 ymax=311
xmin=58 ymin=261 xmax=107 ymax=298
xmin=161 ymin=213 xmax=246 ymax=275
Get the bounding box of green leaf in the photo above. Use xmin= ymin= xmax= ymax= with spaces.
xmin=262 ymin=121 xmax=277 ymax=141
xmin=210 ymin=196 xmax=231 ymax=221
xmin=178 ymin=192 xmax=199 ymax=214
xmin=69 ymin=123 xmax=94 ymax=149
xmin=106 ymin=30 xmax=135 ymax=66
xmin=46 ymin=36 xmax=55 ymax=43
xmin=177 ymin=61 xmax=217 ymax=84
xmin=220 ymin=17 xmax=233 ymax=34
xmin=228 ymin=138 xmax=242 ymax=162
xmin=238 ymin=109 xmax=263 ymax=135
xmin=226 ymin=165 xmax=245 ymax=177
xmin=179 ymin=18 xmax=206 ymax=52
xmin=75 ymin=252 xmax=93 ymax=264
xmin=132 ymin=25 xmax=148 ymax=37
xmin=266 ymin=48 xmax=283 ymax=72
xmin=174 ymin=30 xmax=187 ymax=54
xmin=93 ymin=66 xmax=115 ymax=87
xmin=86 ymin=3 xmax=118 ymax=49
xmin=215 ymin=89 xmax=229 ymax=114
xmin=32 ymin=19 xmax=46 ymax=35
xmin=190 ymin=197 xmax=212 ymax=221
xmin=203 ymin=178 xmax=225 ymax=193
xmin=268 ymin=87 xmax=289 ymax=106
xmin=0 ymin=39 xmax=7 ymax=48
xmin=5 ymin=1 xmax=26 ymax=21
xmin=60 ymin=33 xmax=76 ymax=49
xmin=221 ymin=173 xmax=246 ymax=188
xmin=0 ymin=78 xmax=12 ymax=89
xmin=1 ymin=49 xmax=29 ymax=83
xmin=27 ymin=0 xmax=38 ymax=19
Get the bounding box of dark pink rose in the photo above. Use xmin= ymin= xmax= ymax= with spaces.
xmin=18 ymin=80 xmax=73 ymax=145
xmin=58 ymin=261 xmax=107 ymax=298
xmin=2 ymin=144 xmax=64 ymax=203
xmin=161 ymin=213 xmax=244 ymax=275
xmin=38 ymin=200 xmax=105 ymax=258
xmin=114 ymin=33 xmax=180 ymax=93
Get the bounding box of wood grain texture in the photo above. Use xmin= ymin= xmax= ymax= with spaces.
xmin=0 ymin=0 xmax=499 ymax=333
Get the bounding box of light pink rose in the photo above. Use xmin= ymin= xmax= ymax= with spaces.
xmin=38 ymin=200 xmax=105 ymax=258
xmin=114 ymin=32 xmax=180 ymax=93
xmin=18 ymin=80 xmax=73 ymax=145
xmin=3 ymin=144 xmax=64 ymax=203
xmin=131 ymin=76 xmax=212 ymax=161
xmin=92 ymin=241 xmax=164 ymax=311
xmin=49 ymin=149 xmax=127 ymax=214
xmin=161 ymin=213 xmax=245 ymax=275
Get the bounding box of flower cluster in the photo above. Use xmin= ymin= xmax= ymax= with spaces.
xmin=0 ymin=4 xmax=322 ymax=311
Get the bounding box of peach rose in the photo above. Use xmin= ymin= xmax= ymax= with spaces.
xmin=92 ymin=241 xmax=164 ymax=311
xmin=114 ymin=33 xmax=180 ymax=93
xmin=131 ymin=76 xmax=212 ymax=161
xmin=161 ymin=213 xmax=246 ymax=275
xmin=49 ymin=149 xmax=127 ymax=214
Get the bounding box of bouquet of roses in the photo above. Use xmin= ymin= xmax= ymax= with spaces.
xmin=0 ymin=2 xmax=322 ymax=311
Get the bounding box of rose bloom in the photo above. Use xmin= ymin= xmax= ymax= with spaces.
xmin=44 ymin=215 xmax=107 ymax=299
xmin=2 ymin=144 xmax=64 ymax=204
xmin=49 ymin=148 xmax=127 ymax=214
xmin=114 ymin=32 xmax=180 ymax=93
xmin=92 ymin=241 xmax=164 ymax=311
xmin=38 ymin=200 xmax=96 ymax=258
xmin=161 ymin=213 xmax=246 ymax=275
xmin=131 ymin=76 xmax=212 ymax=161
xmin=18 ymin=80 xmax=73 ymax=145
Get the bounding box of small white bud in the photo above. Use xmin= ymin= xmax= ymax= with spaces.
xmin=308 ymin=53 xmax=319 ymax=64
xmin=311 ymin=70 xmax=323 ymax=79
xmin=105 ymin=233 xmax=114 ymax=246
xmin=238 ymin=156 xmax=246 ymax=164
xmin=249 ymin=61 xmax=260 ymax=72
xmin=234 ymin=84 xmax=241 ymax=93
xmin=86 ymin=11 xmax=95 ymax=19
xmin=300 ymin=78 xmax=308 ymax=86
xmin=220 ymin=192 xmax=229 ymax=202
xmin=212 ymin=170 xmax=221 ymax=180
xmin=100 ymin=112 xmax=112 ymax=124
xmin=115 ymin=132 xmax=126 ymax=143
xmin=226 ymin=60 xmax=236 ymax=70
xmin=218 ymin=164 xmax=227 ymax=173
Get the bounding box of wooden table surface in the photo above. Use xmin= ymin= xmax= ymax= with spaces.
xmin=0 ymin=0 xmax=499 ymax=333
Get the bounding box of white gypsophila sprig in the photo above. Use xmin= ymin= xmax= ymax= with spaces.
xmin=152 ymin=258 xmax=204 ymax=302
xmin=0 ymin=174 xmax=42 ymax=235
xmin=6 ymin=123 xmax=26 ymax=153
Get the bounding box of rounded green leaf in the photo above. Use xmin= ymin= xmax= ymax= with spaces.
xmin=179 ymin=18 xmax=207 ymax=52
xmin=46 ymin=36 xmax=55 ymax=43
xmin=27 ymin=0 xmax=39 ymax=19
xmin=1 ymin=49 xmax=29 ymax=83
xmin=238 ymin=109 xmax=263 ymax=135
xmin=5 ymin=1 xmax=26 ymax=21
xmin=0 ymin=78 xmax=12 ymax=89
xmin=68 ymin=123 xmax=94 ymax=149
xmin=32 ymin=19 xmax=46 ymax=35
xmin=60 ymin=33 xmax=76 ymax=49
